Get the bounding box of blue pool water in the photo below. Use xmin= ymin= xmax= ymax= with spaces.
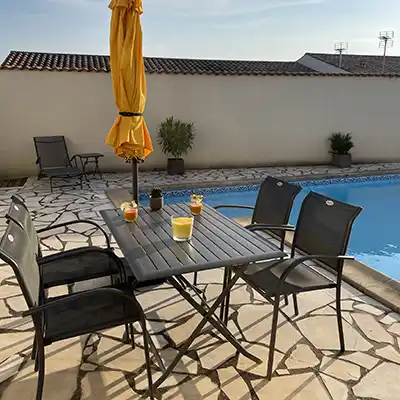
xmin=142 ymin=176 xmax=400 ymax=280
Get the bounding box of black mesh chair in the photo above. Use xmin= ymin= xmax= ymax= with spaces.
xmin=232 ymin=192 xmax=362 ymax=379
xmin=6 ymin=195 xmax=126 ymax=289
xmin=213 ymin=177 xmax=301 ymax=315
xmin=6 ymin=195 xmax=165 ymax=348
xmin=215 ymin=176 xmax=302 ymax=251
xmin=33 ymin=136 xmax=84 ymax=192
xmin=0 ymin=221 xmax=154 ymax=400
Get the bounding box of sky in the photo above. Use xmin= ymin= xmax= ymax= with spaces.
xmin=1 ymin=0 xmax=400 ymax=62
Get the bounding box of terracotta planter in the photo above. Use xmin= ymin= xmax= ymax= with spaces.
xmin=167 ymin=158 xmax=184 ymax=175
xmin=332 ymin=153 xmax=352 ymax=168
xmin=150 ymin=196 xmax=164 ymax=211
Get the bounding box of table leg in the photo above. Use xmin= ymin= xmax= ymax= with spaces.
xmin=170 ymin=277 xmax=253 ymax=357
xmin=222 ymin=266 xmax=232 ymax=325
xmin=153 ymin=265 xmax=260 ymax=390
xmin=80 ymin=157 xmax=89 ymax=182
xmin=176 ymin=275 xmax=205 ymax=301
xmin=95 ymin=157 xmax=103 ymax=179
xmin=219 ymin=266 xmax=230 ymax=320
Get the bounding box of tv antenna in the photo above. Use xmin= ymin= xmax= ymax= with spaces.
xmin=378 ymin=31 xmax=394 ymax=73
xmin=334 ymin=42 xmax=348 ymax=69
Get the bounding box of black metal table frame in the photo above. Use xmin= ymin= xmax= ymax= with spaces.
xmin=101 ymin=206 xmax=285 ymax=394
xmin=149 ymin=264 xmax=259 ymax=389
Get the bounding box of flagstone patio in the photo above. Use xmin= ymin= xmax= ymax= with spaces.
xmin=0 ymin=165 xmax=400 ymax=399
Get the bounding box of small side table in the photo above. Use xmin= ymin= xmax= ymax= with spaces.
xmin=74 ymin=153 xmax=104 ymax=180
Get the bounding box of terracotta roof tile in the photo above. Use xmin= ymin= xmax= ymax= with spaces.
xmin=1 ymin=50 xmax=314 ymax=75
xmin=3 ymin=51 xmax=400 ymax=77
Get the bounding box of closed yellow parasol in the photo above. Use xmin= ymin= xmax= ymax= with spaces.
xmin=106 ymin=0 xmax=152 ymax=202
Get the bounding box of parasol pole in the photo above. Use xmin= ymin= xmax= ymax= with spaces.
xmin=132 ymin=158 xmax=139 ymax=205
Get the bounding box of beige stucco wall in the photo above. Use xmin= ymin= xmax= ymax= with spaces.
xmin=1 ymin=69 xmax=400 ymax=177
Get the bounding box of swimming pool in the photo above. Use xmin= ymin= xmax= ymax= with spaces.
xmin=142 ymin=175 xmax=400 ymax=280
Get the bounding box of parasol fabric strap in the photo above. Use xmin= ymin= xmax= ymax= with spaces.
xmin=119 ymin=112 xmax=143 ymax=117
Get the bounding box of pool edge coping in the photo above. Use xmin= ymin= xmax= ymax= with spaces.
xmin=136 ymin=167 xmax=400 ymax=193
xmin=343 ymin=259 xmax=400 ymax=313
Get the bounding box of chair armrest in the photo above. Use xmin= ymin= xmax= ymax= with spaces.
xmin=278 ymin=254 xmax=354 ymax=286
xmin=246 ymin=224 xmax=295 ymax=232
xmin=37 ymin=220 xmax=110 ymax=248
xmin=214 ymin=205 xmax=255 ymax=211
xmin=22 ymin=286 xmax=139 ymax=317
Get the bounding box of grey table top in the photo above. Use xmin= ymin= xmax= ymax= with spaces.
xmin=100 ymin=203 xmax=285 ymax=282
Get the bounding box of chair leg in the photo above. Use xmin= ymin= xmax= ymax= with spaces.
xmin=50 ymin=178 xmax=53 ymax=193
xmin=129 ymin=323 xmax=135 ymax=349
xmin=336 ymin=285 xmax=345 ymax=353
xmin=34 ymin=345 xmax=40 ymax=372
xmin=267 ymin=296 xmax=280 ymax=380
xmin=283 ymin=295 xmax=289 ymax=306
xmin=141 ymin=320 xmax=154 ymax=400
xmin=293 ymin=293 xmax=299 ymax=316
xmin=31 ymin=336 xmax=37 ymax=360
xmin=123 ymin=324 xmax=130 ymax=344
xmin=193 ymin=272 xmax=198 ymax=286
xmin=36 ymin=342 xmax=45 ymax=400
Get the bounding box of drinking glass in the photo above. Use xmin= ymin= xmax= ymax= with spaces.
xmin=171 ymin=215 xmax=194 ymax=242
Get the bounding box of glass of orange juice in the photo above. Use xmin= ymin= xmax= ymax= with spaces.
xmin=121 ymin=201 xmax=138 ymax=223
xmin=190 ymin=194 xmax=204 ymax=215
xmin=171 ymin=215 xmax=194 ymax=242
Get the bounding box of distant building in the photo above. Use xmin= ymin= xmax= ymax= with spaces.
xmin=298 ymin=52 xmax=400 ymax=74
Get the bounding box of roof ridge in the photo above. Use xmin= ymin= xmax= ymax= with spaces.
xmin=307 ymin=51 xmax=400 ymax=59
xmin=6 ymin=50 xmax=300 ymax=64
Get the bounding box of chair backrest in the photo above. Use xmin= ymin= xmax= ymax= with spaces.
xmin=293 ymin=191 xmax=362 ymax=270
xmin=6 ymin=196 xmax=41 ymax=258
xmin=252 ymin=176 xmax=302 ymax=237
xmin=0 ymin=220 xmax=40 ymax=308
xmin=34 ymin=136 xmax=72 ymax=170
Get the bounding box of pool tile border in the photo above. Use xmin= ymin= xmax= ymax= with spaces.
xmin=139 ymin=173 xmax=400 ymax=200
xmin=297 ymin=173 xmax=400 ymax=186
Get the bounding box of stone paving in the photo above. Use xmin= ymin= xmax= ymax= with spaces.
xmin=0 ymin=164 xmax=400 ymax=399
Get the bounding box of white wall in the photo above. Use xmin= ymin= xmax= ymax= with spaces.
xmin=1 ymin=69 xmax=400 ymax=177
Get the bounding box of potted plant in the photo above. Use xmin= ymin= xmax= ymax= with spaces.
xmin=329 ymin=132 xmax=354 ymax=168
xmin=149 ymin=187 xmax=164 ymax=211
xmin=157 ymin=116 xmax=196 ymax=175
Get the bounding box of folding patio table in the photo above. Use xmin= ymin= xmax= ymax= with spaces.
xmin=101 ymin=203 xmax=285 ymax=389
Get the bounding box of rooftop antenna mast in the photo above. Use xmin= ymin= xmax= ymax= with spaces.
xmin=334 ymin=42 xmax=348 ymax=69
xmin=378 ymin=31 xmax=394 ymax=73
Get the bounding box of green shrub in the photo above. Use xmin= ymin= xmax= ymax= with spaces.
xmin=157 ymin=117 xmax=195 ymax=159
xmin=329 ymin=132 xmax=354 ymax=155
